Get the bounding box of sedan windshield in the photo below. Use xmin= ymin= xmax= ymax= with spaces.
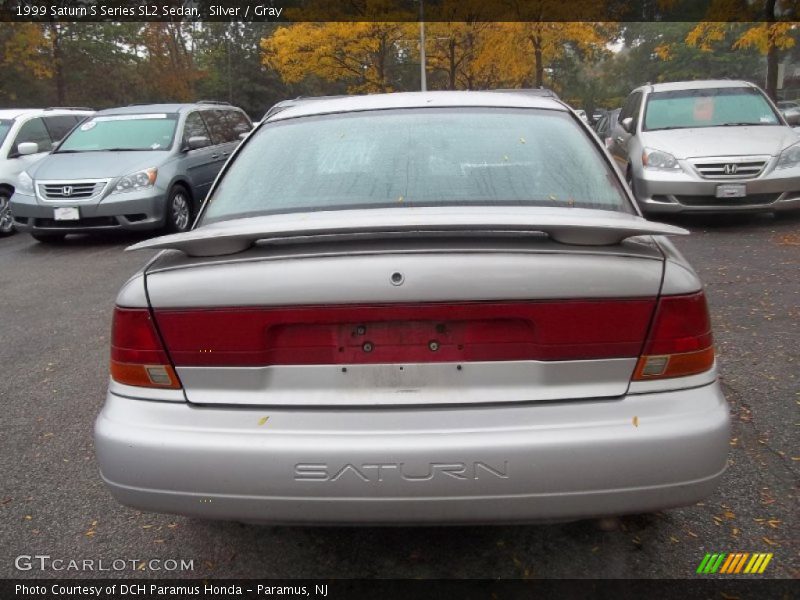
xmin=202 ymin=108 xmax=629 ymax=224
xmin=56 ymin=113 xmax=178 ymax=152
xmin=644 ymin=87 xmax=780 ymax=131
xmin=0 ymin=119 xmax=13 ymax=147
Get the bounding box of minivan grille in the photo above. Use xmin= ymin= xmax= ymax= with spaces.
xmin=38 ymin=181 xmax=106 ymax=201
xmin=690 ymin=157 xmax=768 ymax=179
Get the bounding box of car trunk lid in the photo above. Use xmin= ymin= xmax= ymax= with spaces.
xmin=140 ymin=227 xmax=673 ymax=407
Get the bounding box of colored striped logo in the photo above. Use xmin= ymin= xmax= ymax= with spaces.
xmin=696 ymin=552 xmax=773 ymax=574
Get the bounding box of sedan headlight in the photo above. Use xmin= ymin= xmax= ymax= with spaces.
xmin=642 ymin=148 xmax=681 ymax=171
xmin=112 ymin=168 xmax=158 ymax=194
xmin=776 ymin=143 xmax=800 ymax=169
xmin=16 ymin=171 xmax=34 ymax=195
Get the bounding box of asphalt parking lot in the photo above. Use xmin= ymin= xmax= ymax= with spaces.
xmin=1 ymin=213 xmax=798 ymax=579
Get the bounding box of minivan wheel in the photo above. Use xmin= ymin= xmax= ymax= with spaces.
xmin=165 ymin=187 xmax=192 ymax=233
xmin=31 ymin=232 xmax=66 ymax=244
xmin=0 ymin=190 xmax=14 ymax=236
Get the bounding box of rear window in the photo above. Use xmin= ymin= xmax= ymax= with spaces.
xmin=201 ymin=108 xmax=630 ymax=224
xmin=644 ymin=87 xmax=780 ymax=131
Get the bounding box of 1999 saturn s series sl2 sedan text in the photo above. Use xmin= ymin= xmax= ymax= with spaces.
xmin=94 ymin=91 xmax=730 ymax=524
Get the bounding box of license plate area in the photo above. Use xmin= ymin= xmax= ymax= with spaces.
xmin=268 ymin=319 xmax=536 ymax=364
xmin=53 ymin=206 xmax=80 ymax=220
xmin=715 ymin=184 xmax=747 ymax=198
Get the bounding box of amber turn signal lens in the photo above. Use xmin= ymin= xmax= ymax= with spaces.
xmin=110 ymin=360 xmax=181 ymax=389
xmin=633 ymin=346 xmax=715 ymax=381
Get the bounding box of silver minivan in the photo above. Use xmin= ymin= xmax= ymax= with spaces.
xmin=11 ymin=102 xmax=252 ymax=243
xmin=611 ymin=80 xmax=800 ymax=215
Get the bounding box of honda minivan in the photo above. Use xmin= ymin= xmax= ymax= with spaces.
xmin=11 ymin=101 xmax=252 ymax=243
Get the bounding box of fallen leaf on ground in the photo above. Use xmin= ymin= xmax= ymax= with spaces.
xmin=762 ymin=537 xmax=779 ymax=546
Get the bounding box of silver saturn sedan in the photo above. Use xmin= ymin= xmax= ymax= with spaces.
xmin=94 ymin=91 xmax=730 ymax=524
xmin=611 ymin=80 xmax=800 ymax=215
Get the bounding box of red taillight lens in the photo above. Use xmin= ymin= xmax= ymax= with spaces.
xmin=633 ymin=292 xmax=715 ymax=380
xmin=110 ymin=307 xmax=181 ymax=389
xmin=153 ymin=299 xmax=658 ymax=367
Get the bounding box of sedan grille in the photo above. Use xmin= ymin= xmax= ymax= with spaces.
xmin=38 ymin=181 xmax=106 ymax=201
xmin=690 ymin=157 xmax=768 ymax=179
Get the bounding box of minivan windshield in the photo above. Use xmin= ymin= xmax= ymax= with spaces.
xmin=56 ymin=113 xmax=178 ymax=152
xmin=644 ymin=87 xmax=781 ymax=131
xmin=201 ymin=108 xmax=630 ymax=224
xmin=0 ymin=119 xmax=13 ymax=147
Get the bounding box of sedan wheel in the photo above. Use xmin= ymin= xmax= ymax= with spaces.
xmin=0 ymin=192 xmax=15 ymax=236
xmin=167 ymin=189 xmax=192 ymax=233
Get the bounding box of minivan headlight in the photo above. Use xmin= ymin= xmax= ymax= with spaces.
xmin=112 ymin=168 xmax=157 ymax=194
xmin=642 ymin=148 xmax=681 ymax=171
xmin=16 ymin=171 xmax=34 ymax=195
xmin=776 ymin=143 xmax=800 ymax=169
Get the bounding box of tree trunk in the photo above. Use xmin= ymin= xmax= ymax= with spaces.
xmin=533 ymin=38 xmax=544 ymax=88
xmin=49 ymin=23 xmax=66 ymax=104
xmin=765 ymin=0 xmax=778 ymax=101
xmin=449 ymin=38 xmax=457 ymax=90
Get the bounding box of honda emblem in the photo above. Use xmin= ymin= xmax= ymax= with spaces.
xmin=723 ymin=164 xmax=738 ymax=175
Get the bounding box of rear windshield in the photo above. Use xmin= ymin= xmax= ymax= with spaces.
xmin=56 ymin=113 xmax=178 ymax=152
xmin=0 ymin=119 xmax=12 ymax=147
xmin=201 ymin=108 xmax=630 ymax=224
xmin=644 ymin=87 xmax=781 ymax=131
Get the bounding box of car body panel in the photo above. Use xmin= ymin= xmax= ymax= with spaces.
xmin=95 ymin=381 xmax=729 ymax=524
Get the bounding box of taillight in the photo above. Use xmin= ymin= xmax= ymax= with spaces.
xmin=152 ymin=299 xmax=659 ymax=367
xmin=633 ymin=292 xmax=715 ymax=380
xmin=110 ymin=307 xmax=181 ymax=389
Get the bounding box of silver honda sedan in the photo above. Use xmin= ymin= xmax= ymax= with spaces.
xmin=94 ymin=91 xmax=730 ymax=524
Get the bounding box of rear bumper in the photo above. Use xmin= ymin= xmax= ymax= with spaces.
xmin=94 ymin=383 xmax=730 ymax=524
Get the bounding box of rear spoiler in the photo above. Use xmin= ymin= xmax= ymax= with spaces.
xmin=127 ymin=207 xmax=689 ymax=257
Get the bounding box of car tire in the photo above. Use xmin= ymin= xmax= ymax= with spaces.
xmin=31 ymin=232 xmax=66 ymax=244
xmin=774 ymin=209 xmax=800 ymax=220
xmin=0 ymin=188 xmax=15 ymax=236
xmin=164 ymin=186 xmax=193 ymax=234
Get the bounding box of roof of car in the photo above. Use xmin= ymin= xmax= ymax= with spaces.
xmin=95 ymin=104 xmax=191 ymax=115
xmin=0 ymin=108 xmax=93 ymax=120
xmin=643 ymin=80 xmax=759 ymax=93
xmin=267 ymin=91 xmax=568 ymax=122
xmin=96 ymin=102 xmax=240 ymax=116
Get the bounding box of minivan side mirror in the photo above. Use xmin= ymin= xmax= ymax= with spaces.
xmin=620 ymin=117 xmax=634 ymax=134
xmin=786 ymin=112 xmax=800 ymax=126
xmin=17 ymin=142 xmax=39 ymax=156
xmin=186 ymin=136 xmax=211 ymax=150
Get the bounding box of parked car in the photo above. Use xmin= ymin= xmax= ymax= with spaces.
xmin=776 ymin=100 xmax=800 ymax=125
xmin=0 ymin=107 xmax=94 ymax=236
xmin=610 ymin=80 xmax=800 ymax=215
xmin=10 ymin=101 xmax=252 ymax=243
xmin=594 ymin=108 xmax=621 ymax=149
xmin=95 ymin=91 xmax=729 ymax=525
